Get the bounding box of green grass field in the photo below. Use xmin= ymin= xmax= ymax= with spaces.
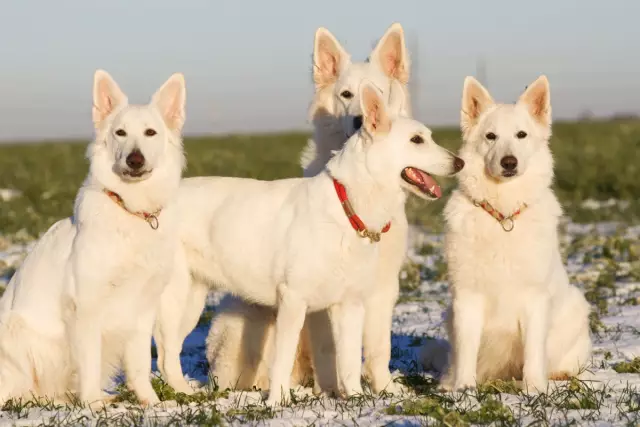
xmin=0 ymin=118 xmax=638 ymax=239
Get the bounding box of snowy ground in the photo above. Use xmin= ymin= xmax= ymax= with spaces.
xmin=0 ymin=220 xmax=638 ymax=426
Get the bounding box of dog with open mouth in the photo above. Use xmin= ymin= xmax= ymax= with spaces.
xmin=201 ymin=23 xmax=428 ymax=398
xmin=153 ymin=80 xmax=463 ymax=405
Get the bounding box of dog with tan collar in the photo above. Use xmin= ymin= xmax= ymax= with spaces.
xmin=422 ymin=76 xmax=592 ymax=392
xmin=0 ymin=70 xmax=187 ymax=406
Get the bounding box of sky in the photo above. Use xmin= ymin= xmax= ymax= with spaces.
xmin=0 ymin=0 xmax=638 ymax=142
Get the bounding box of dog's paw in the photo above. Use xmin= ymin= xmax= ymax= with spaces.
xmin=344 ymin=384 xmax=364 ymax=398
xmin=86 ymin=395 xmax=116 ymax=410
xmin=437 ymin=373 xmax=456 ymax=392
xmin=378 ymin=379 xmax=408 ymax=396
xmin=171 ymin=379 xmax=198 ymax=396
xmin=441 ymin=378 xmax=476 ymax=392
xmin=138 ymin=396 xmax=161 ymax=408
xmin=264 ymin=390 xmax=287 ymax=407
xmin=522 ymin=377 xmax=548 ymax=395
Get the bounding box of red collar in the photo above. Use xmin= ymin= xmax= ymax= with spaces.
xmin=104 ymin=190 xmax=161 ymax=230
xmin=333 ymin=178 xmax=391 ymax=243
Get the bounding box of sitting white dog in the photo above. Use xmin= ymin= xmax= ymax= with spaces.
xmin=0 ymin=70 xmax=187 ymax=406
xmin=423 ymin=76 xmax=592 ymax=392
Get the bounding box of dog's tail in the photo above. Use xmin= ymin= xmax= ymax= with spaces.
xmin=419 ymin=337 xmax=450 ymax=374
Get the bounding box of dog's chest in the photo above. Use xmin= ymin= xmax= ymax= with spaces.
xmin=106 ymin=225 xmax=177 ymax=294
xmin=296 ymin=235 xmax=379 ymax=310
xmin=448 ymin=207 xmax=558 ymax=295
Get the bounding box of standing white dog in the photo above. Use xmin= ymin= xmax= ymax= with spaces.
xmin=156 ymin=81 xmax=463 ymax=405
xmin=0 ymin=70 xmax=187 ymax=405
xmin=203 ymin=23 xmax=414 ymax=396
xmin=424 ymin=76 xmax=592 ymax=392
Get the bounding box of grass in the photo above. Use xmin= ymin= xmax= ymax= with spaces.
xmin=0 ymin=118 xmax=638 ymax=238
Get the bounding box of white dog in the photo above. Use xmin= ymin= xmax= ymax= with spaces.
xmin=0 ymin=70 xmax=187 ymax=406
xmin=422 ymin=76 xmax=592 ymax=392
xmin=203 ymin=23 xmax=416 ymax=396
xmin=156 ymin=80 xmax=463 ymax=405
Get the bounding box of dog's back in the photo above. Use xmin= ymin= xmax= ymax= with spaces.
xmin=0 ymin=218 xmax=76 ymax=401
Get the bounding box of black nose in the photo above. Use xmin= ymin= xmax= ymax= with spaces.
xmin=453 ymin=157 xmax=465 ymax=172
xmin=500 ymin=155 xmax=518 ymax=171
xmin=353 ymin=115 xmax=363 ymax=130
xmin=126 ymin=149 xmax=145 ymax=170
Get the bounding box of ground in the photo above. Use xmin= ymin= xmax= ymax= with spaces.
xmin=0 ymin=217 xmax=638 ymax=426
xmin=0 ymin=121 xmax=638 ymax=425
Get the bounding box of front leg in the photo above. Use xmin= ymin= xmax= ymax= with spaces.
xmin=154 ymin=254 xmax=202 ymax=395
xmin=124 ymin=310 xmax=160 ymax=406
xmin=522 ymin=294 xmax=550 ymax=393
xmin=266 ymin=283 xmax=307 ymax=406
xmin=69 ymin=307 xmax=103 ymax=404
xmin=336 ymin=300 xmax=365 ymax=396
xmin=363 ymin=222 xmax=405 ymax=394
xmin=363 ymin=288 xmax=398 ymax=394
xmin=448 ymin=290 xmax=485 ymax=390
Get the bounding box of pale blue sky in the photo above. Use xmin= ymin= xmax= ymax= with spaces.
xmin=0 ymin=0 xmax=638 ymax=141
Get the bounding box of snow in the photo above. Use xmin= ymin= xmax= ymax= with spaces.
xmin=0 ymin=220 xmax=638 ymax=426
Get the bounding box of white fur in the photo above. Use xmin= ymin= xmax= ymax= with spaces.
xmin=0 ymin=70 xmax=187 ymax=405
xmin=155 ymin=81 xmax=460 ymax=405
xmin=421 ymin=76 xmax=592 ymax=392
xmin=202 ymin=23 xmax=417 ymax=397
xmin=205 ymin=294 xmax=314 ymax=391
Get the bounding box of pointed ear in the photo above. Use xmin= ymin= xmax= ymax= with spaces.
xmin=370 ymin=23 xmax=410 ymax=84
xmin=152 ymin=73 xmax=186 ymax=131
xmin=313 ymin=27 xmax=350 ymax=89
xmin=359 ymin=81 xmax=391 ymax=136
xmin=92 ymin=70 xmax=127 ymax=129
xmin=518 ymin=75 xmax=551 ymax=127
xmin=387 ymin=79 xmax=406 ymax=116
xmin=460 ymin=76 xmax=494 ymax=136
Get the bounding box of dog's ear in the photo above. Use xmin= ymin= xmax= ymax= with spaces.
xmin=461 ymin=76 xmax=494 ymax=136
xmin=152 ymin=73 xmax=186 ymax=132
xmin=387 ymin=80 xmax=406 ymax=117
xmin=92 ymin=70 xmax=128 ymax=130
xmin=370 ymin=23 xmax=410 ymax=84
xmin=313 ymin=27 xmax=350 ymax=89
xmin=360 ymin=81 xmax=391 ymax=137
xmin=518 ymin=75 xmax=551 ymax=127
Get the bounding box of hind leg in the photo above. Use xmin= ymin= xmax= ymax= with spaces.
xmin=206 ymin=296 xmax=274 ymax=390
xmin=306 ymin=308 xmax=340 ymax=395
xmin=547 ymin=285 xmax=592 ymax=378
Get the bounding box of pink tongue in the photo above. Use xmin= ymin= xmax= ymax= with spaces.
xmin=414 ymin=168 xmax=442 ymax=198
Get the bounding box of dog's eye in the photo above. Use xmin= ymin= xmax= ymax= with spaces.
xmin=340 ymin=90 xmax=354 ymax=99
xmin=516 ymin=130 xmax=527 ymax=139
xmin=410 ymin=135 xmax=424 ymax=144
xmin=115 ymin=129 xmax=127 ymax=137
xmin=485 ymin=132 xmax=497 ymax=141
xmin=145 ymin=128 xmax=157 ymax=137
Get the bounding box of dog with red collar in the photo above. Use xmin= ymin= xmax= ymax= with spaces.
xmin=155 ymin=80 xmax=463 ymax=406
